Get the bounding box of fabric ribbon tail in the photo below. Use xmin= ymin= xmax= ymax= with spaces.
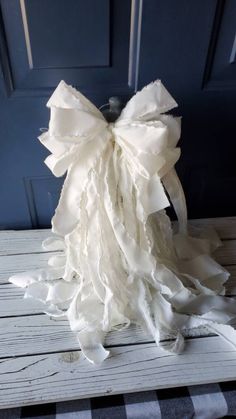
xmin=206 ymin=323 xmax=236 ymax=350
xmin=162 ymin=168 xmax=187 ymax=234
xmin=77 ymin=330 xmax=110 ymax=365
xmin=160 ymin=332 xmax=185 ymax=354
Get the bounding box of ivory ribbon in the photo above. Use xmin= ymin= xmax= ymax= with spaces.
xmin=9 ymin=80 xmax=236 ymax=364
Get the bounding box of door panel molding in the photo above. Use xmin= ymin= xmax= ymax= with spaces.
xmin=0 ymin=0 xmax=142 ymax=101
xmin=19 ymin=0 xmax=33 ymax=70
xmin=24 ymin=176 xmax=64 ymax=228
xmin=203 ymin=0 xmax=236 ymax=90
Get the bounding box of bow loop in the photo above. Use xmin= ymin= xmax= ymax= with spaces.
xmin=47 ymin=80 xmax=103 ymax=116
xmin=40 ymin=79 xmax=184 ymax=228
xmin=113 ymin=119 xmax=181 ymax=179
xmin=39 ymin=81 xmax=108 ymax=177
xmin=117 ymin=80 xmax=178 ymax=122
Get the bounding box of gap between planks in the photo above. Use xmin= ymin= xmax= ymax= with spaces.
xmin=0 ymin=264 xmax=235 ymax=318
xmin=0 ymin=312 xmax=221 ymax=359
xmin=0 ymin=216 xmax=235 ymax=256
xmin=0 ymin=220 xmax=235 ymax=356
xmin=0 ymin=336 xmax=236 ymax=409
xmin=0 ymin=217 xmax=236 ymax=406
xmin=0 ymin=262 xmax=235 ymax=361
xmin=0 ymin=240 xmax=235 ymax=284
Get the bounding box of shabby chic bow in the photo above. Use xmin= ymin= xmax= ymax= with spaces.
xmin=41 ymin=80 xmax=185 ymax=236
xmin=9 ymin=80 xmax=236 ymax=364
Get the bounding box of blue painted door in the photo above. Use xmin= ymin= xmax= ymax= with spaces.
xmin=0 ymin=0 xmax=235 ymax=229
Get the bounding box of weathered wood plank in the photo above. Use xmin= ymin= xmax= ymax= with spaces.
xmin=0 ymin=315 xmax=77 ymax=357
xmin=0 ymin=217 xmax=235 ymax=256
xmin=225 ymin=265 xmax=236 ymax=295
xmin=0 ymin=336 xmax=236 ymax=409
xmin=0 ymin=284 xmax=44 ymax=316
xmin=0 ymin=252 xmax=59 ymax=283
xmin=173 ymin=216 xmax=236 ymax=240
xmin=0 ymin=316 xmax=148 ymax=357
xmin=0 ymin=313 xmax=221 ymax=358
xmin=0 ymin=220 xmax=235 ymax=408
xmin=0 ymin=264 xmax=235 ymax=318
xmin=0 ymin=240 xmax=234 ymax=284
xmin=187 ymin=216 xmax=236 ymax=240
xmin=0 ymin=230 xmax=52 ymax=256
xmin=213 ymin=240 xmax=236 ymax=266
xmin=0 ymin=262 xmax=235 ymax=358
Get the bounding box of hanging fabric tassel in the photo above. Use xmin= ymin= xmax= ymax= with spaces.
xmin=9 ymin=80 xmax=236 ymax=364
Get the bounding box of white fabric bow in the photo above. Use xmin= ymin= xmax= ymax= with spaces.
xmin=9 ymin=80 xmax=236 ymax=364
xmin=40 ymin=80 xmax=183 ymax=236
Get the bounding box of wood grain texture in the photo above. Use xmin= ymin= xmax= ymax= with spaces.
xmin=0 ymin=336 xmax=236 ymax=409
xmin=0 ymin=217 xmax=235 ymax=408
xmin=1 ymin=269 xmax=236 ymax=358
xmin=0 ymin=263 xmax=233 ymax=318
xmin=0 ymin=230 xmax=53 ymax=256
xmin=0 ymin=252 xmax=58 ymax=283
xmin=213 ymin=240 xmax=236 ymax=265
xmin=0 ymin=314 xmax=219 ymax=358
xmin=1 ymin=217 xmax=235 ymax=255
xmin=0 ymin=316 xmax=152 ymax=358
xmin=0 ymin=284 xmax=44 ymax=316
xmin=225 ymin=265 xmax=236 ymax=295
xmin=187 ymin=216 xmax=236 ymax=240
xmin=0 ymin=240 xmax=234 ymax=285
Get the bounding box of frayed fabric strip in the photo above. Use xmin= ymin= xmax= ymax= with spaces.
xmin=9 ymin=80 xmax=236 ymax=364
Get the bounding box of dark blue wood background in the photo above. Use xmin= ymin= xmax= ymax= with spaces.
xmin=0 ymin=0 xmax=235 ymax=229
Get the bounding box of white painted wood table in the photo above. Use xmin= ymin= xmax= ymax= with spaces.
xmin=0 ymin=217 xmax=236 ymax=409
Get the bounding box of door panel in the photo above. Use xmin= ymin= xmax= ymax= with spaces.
xmin=24 ymin=176 xmax=64 ymax=228
xmin=0 ymin=0 xmax=140 ymax=229
xmin=0 ymin=0 xmax=235 ymax=229
xmin=203 ymin=0 xmax=236 ymax=90
xmin=0 ymin=0 xmax=135 ymax=98
xmin=138 ymin=0 xmax=236 ymax=219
